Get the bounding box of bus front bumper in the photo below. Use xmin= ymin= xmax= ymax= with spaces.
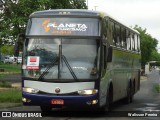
xmin=22 ymin=92 xmax=99 ymax=107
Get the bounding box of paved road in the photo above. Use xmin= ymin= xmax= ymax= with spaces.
xmin=0 ymin=71 xmax=160 ymax=120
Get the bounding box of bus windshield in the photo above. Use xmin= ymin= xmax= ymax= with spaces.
xmin=23 ymin=38 xmax=99 ymax=81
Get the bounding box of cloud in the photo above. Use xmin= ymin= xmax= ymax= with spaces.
xmin=88 ymin=0 xmax=160 ymax=42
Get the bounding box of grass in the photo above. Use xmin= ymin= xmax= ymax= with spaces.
xmin=0 ymin=89 xmax=22 ymax=103
xmin=0 ymin=62 xmax=21 ymax=79
xmin=0 ymin=74 xmax=6 ymax=79
xmin=0 ymin=63 xmax=22 ymax=103
xmin=154 ymin=84 xmax=160 ymax=93
xmin=0 ymin=81 xmax=12 ymax=88
xmin=0 ymin=62 xmax=21 ymax=73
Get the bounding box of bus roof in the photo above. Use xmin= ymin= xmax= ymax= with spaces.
xmin=30 ymin=9 xmax=100 ymax=18
xmin=30 ymin=9 xmax=139 ymax=34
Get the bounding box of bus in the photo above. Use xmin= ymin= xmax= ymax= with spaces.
xmin=14 ymin=9 xmax=141 ymax=112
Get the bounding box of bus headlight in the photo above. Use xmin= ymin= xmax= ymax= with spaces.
xmin=23 ymin=87 xmax=39 ymax=94
xmin=78 ymin=89 xmax=98 ymax=95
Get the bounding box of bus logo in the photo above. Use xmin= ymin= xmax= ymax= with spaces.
xmin=55 ymin=87 xmax=60 ymax=93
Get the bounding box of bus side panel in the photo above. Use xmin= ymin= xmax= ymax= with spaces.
xmin=111 ymin=48 xmax=128 ymax=102
xmin=110 ymin=48 xmax=141 ymax=102
xmin=133 ymin=57 xmax=141 ymax=93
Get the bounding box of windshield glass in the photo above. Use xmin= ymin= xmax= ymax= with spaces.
xmin=23 ymin=38 xmax=99 ymax=81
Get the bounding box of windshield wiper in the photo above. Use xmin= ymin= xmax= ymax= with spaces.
xmin=38 ymin=58 xmax=58 ymax=81
xmin=62 ymin=55 xmax=78 ymax=81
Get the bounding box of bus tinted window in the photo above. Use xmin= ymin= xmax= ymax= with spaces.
xmin=111 ymin=21 xmax=116 ymax=45
xmin=126 ymin=30 xmax=131 ymax=50
xmin=103 ymin=18 xmax=108 ymax=38
xmin=131 ymin=33 xmax=135 ymax=51
xmin=27 ymin=18 xmax=100 ymax=36
xmin=115 ymin=24 xmax=121 ymax=47
xmin=137 ymin=35 xmax=141 ymax=52
xmin=134 ymin=34 xmax=138 ymax=51
xmin=121 ymin=27 xmax=127 ymax=49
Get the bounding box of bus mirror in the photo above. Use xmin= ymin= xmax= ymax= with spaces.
xmin=14 ymin=33 xmax=25 ymax=57
xmin=107 ymin=46 xmax=112 ymax=62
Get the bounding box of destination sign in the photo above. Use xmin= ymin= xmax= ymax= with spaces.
xmin=27 ymin=18 xmax=100 ymax=36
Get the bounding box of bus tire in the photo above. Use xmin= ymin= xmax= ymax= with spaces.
xmin=124 ymin=81 xmax=133 ymax=104
xmin=40 ymin=106 xmax=52 ymax=113
xmin=99 ymin=95 xmax=110 ymax=112
xmin=100 ymin=84 xmax=113 ymax=112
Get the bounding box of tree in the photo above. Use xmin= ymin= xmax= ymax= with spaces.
xmin=150 ymin=50 xmax=160 ymax=61
xmin=134 ymin=25 xmax=159 ymax=68
xmin=1 ymin=45 xmax=14 ymax=55
xmin=0 ymin=0 xmax=87 ymax=45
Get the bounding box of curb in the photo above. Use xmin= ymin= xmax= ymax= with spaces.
xmin=12 ymin=83 xmax=21 ymax=88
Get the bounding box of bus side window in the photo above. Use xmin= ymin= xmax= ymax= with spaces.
xmin=131 ymin=33 xmax=135 ymax=51
xmin=115 ymin=24 xmax=121 ymax=47
xmin=126 ymin=30 xmax=131 ymax=50
xmin=121 ymin=27 xmax=127 ymax=49
xmin=104 ymin=45 xmax=107 ymax=69
xmin=108 ymin=20 xmax=112 ymax=43
xmin=101 ymin=45 xmax=107 ymax=72
xmin=111 ymin=21 xmax=116 ymax=46
xmin=103 ymin=18 xmax=108 ymax=38
xmin=137 ymin=35 xmax=140 ymax=52
xmin=134 ymin=34 xmax=138 ymax=51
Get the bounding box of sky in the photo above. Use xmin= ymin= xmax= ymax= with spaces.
xmin=88 ymin=0 xmax=160 ymax=50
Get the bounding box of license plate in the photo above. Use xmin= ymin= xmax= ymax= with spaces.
xmin=51 ymin=99 xmax=64 ymax=105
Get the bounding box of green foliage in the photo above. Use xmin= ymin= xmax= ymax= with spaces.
xmin=1 ymin=45 xmax=14 ymax=55
xmin=0 ymin=89 xmax=22 ymax=103
xmin=0 ymin=62 xmax=21 ymax=73
xmin=154 ymin=84 xmax=160 ymax=93
xmin=0 ymin=81 xmax=12 ymax=88
xmin=134 ymin=25 xmax=159 ymax=68
xmin=0 ymin=0 xmax=87 ymax=45
xmin=150 ymin=50 xmax=160 ymax=61
xmin=0 ymin=74 xmax=6 ymax=79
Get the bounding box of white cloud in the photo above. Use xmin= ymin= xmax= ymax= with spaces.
xmin=88 ymin=0 xmax=160 ymax=47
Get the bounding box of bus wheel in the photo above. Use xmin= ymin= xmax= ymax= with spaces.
xmin=99 ymin=96 xmax=110 ymax=112
xmin=40 ymin=106 xmax=52 ymax=113
xmin=99 ymin=86 xmax=113 ymax=112
xmin=124 ymin=83 xmax=133 ymax=104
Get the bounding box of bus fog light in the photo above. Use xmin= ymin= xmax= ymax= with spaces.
xmin=23 ymin=87 xmax=39 ymax=94
xmin=78 ymin=89 xmax=98 ymax=95
xmin=22 ymin=97 xmax=26 ymax=102
xmin=22 ymin=97 xmax=31 ymax=103
xmin=92 ymin=100 xmax=98 ymax=104
xmin=86 ymin=100 xmax=98 ymax=105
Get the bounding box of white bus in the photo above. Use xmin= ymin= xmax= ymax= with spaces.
xmin=14 ymin=9 xmax=141 ymax=112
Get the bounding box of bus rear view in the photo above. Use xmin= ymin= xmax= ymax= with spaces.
xmin=21 ymin=10 xmax=101 ymax=111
